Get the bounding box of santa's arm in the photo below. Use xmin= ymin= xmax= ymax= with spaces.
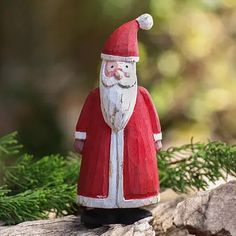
xmin=140 ymin=87 xmax=162 ymax=149
xmin=74 ymin=91 xmax=93 ymax=153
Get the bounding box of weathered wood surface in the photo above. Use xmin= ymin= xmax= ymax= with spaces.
xmin=174 ymin=181 xmax=236 ymax=236
xmin=0 ymin=181 xmax=235 ymax=236
xmin=0 ymin=216 xmax=155 ymax=236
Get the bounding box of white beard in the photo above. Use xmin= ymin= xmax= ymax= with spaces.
xmin=100 ymin=64 xmax=137 ymax=132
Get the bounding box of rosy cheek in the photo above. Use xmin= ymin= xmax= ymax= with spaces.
xmin=124 ymin=72 xmax=130 ymax=77
xmin=105 ymin=69 xmax=115 ymax=77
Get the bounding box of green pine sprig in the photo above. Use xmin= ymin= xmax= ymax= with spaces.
xmin=158 ymin=140 xmax=236 ymax=192
xmin=0 ymin=132 xmax=22 ymax=157
xmin=0 ymin=132 xmax=80 ymax=225
xmin=4 ymin=154 xmax=80 ymax=194
xmin=0 ymin=185 xmax=76 ymax=225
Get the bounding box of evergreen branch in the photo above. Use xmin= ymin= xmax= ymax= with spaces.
xmin=0 ymin=132 xmax=80 ymax=225
xmin=158 ymin=141 xmax=236 ymax=192
xmin=0 ymin=185 xmax=77 ymax=225
xmin=4 ymin=154 xmax=80 ymax=195
xmin=0 ymin=132 xmax=22 ymax=157
xmin=0 ymin=132 xmax=22 ymax=185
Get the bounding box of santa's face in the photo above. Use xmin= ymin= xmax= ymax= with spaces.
xmin=100 ymin=60 xmax=138 ymax=132
xmin=101 ymin=61 xmax=137 ymax=88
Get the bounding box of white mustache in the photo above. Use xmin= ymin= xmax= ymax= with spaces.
xmin=115 ymin=70 xmax=130 ymax=80
xmin=101 ymin=75 xmax=137 ymax=88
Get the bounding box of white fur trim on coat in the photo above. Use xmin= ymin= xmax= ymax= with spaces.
xmin=101 ymin=53 xmax=139 ymax=62
xmin=74 ymin=131 xmax=86 ymax=140
xmin=153 ymin=132 xmax=162 ymax=141
xmin=77 ymin=193 xmax=160 ymax=208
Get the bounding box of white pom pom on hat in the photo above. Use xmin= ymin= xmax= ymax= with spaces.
xmin=136 ymin=13 xmax=153 ymax=30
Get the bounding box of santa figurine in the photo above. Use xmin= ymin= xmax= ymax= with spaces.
xmin=74 ymin=13 xmax=162 ymax=227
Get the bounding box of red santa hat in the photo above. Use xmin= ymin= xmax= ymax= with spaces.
xmin=101 ymin=14 xmax=153 ymax=63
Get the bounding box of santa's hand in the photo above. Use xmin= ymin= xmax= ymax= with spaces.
xmin=155 ymin=140 xmax=162 ymax=152
xmin=74 ymin=139 xmax=85 ymax=154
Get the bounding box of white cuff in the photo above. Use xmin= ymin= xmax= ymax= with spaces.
xmin=153 ymin=132 xmax=162 ymax=141
xmin=74 ymin=131 xmax=86 ymax=140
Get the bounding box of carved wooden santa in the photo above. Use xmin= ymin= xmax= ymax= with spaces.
xmin=74 ymin=14 xmax=162 ymax=224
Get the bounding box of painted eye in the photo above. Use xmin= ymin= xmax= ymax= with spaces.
xmin=111 ymin=65 xmax=114 ymax=68
xmin=125 ymin=65 xmax=128 ymax=68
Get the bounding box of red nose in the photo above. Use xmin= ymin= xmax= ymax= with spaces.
xmin=114 ymin=69 xmax=122 ymax=80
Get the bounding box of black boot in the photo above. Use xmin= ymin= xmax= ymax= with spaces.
xmin=81 ymin=208 xmax=152 ymax=228
xmin=81 ymin=208 xmax=118 ymax=228
xmin=116 ymin=208 xmax=152 ymax=225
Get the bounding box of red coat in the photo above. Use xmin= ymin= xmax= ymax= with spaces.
xmin=75 ymin=86 xmax=162 ymax=208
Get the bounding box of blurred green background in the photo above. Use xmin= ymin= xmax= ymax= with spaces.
xmin=0 ymin=0 xmax=236 ymax=156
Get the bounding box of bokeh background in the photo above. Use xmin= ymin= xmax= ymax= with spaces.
xmin=0 ymin=0 xmax=236 ymax=156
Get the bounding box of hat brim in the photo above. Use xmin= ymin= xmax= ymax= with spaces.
xmin=101 ymin=53 xmax=139 ymax=62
